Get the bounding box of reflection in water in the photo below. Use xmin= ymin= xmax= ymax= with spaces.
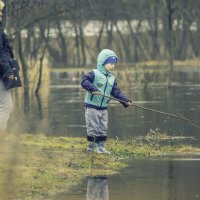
xmin=107 ymin=159 xmax=200 ymax=200
xmin=86 ymin=176 xmax=109 ymax=200
xmin=167 ymin=160 xmax=176 ymax=200
xmin=52 ymin=158 xmax=200 ymax=200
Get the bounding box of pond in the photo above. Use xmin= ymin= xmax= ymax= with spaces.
xmin=21 ymin=68 xmax=200 ymax=139
xmin=52 ymin=155 xmax=200 ymax=200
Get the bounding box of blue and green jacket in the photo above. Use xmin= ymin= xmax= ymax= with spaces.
xmin=81 ymin=49 xmax=129 ymax=110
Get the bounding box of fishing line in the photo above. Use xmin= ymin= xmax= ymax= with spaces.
xmin=98 ymin=93 xmax=200 ymax=129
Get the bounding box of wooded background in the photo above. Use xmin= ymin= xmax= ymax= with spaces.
xmin=2 ymin=0 xmax=200 ymax=112
xmin=3 ymin=0 xmax=200 ymax=66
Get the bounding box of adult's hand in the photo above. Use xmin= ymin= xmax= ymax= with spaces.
xmin=7 ymin=75 xmax=15 ymax=80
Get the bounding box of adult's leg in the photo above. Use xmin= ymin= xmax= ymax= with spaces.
xmin=0 ymin=79 xmax=12 ymax=133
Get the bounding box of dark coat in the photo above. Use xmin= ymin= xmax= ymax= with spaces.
xmin=0 ymin=23 xmax=14 ymax=79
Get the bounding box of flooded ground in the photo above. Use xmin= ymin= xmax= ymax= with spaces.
xmin=11 ymin=68 xmax=200 ymax=200
xmin=29 ymin=69 xmax=200 ymax=139
xmin=52 ymin=155 xmax=200 ymax=200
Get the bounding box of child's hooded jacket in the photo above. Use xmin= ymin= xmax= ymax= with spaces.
xmin=81 ymin=49 xmax=129 ymax=110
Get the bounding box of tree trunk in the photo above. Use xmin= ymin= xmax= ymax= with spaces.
xmin=18 ymin=32 xmax=29 ymax=113
xmin=175 ymin=18 xmax=191 ymax=60
xmin=34 ymin=46 xmax=47 ymax=95
xmin=79 ymin=24 xmax=86 ymax=66
xmin=4 ymin=0 xmax=11 ymax=32
xmin=74 ymin=24 xmax=81 ymax=67
xmin=96 ymin=22 xmax=105 ymax=52
xmin=115 ymin=21 xmax=131 ymax=62
xmin=149 ymin=5 xmax=159 ymax=60
xmin=56 ymin=18 xmax=68 ymax=65
xmin=166 ymin=0 xmax=174 ymax=87
xmin=127 ymin=19 xmax=146 ymax=62
xmin=105 ymin=21 xmax=113 ymax=49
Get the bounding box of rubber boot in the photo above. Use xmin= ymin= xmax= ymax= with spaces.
xmin=86 ymin=142 xmax=103 ymax=154
xmin=98 ymin=141 xmax=111 ymax=155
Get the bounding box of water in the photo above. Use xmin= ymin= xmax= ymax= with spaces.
xmin=52 ymin=156 xmax=200 ymax=200
xmin=20 ymin=69 xmax=200 ymax=200
xmin=26 ymin=69 xmax=200 ymax=139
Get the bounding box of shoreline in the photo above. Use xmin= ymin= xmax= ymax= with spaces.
xmin=0 ymin=133 xmax=200 ymax=199
xmin=49 ymin=59 xmax=200 ymax=73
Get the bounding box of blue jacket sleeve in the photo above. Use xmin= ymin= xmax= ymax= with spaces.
xmin=111 ymin=79 xmax=130 ymax=107
xmin=81 ymin=70 xmax=98 ymax=92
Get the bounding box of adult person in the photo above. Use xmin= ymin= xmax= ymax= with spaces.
xmin=0 ymin=1 xmax=15 ymax=134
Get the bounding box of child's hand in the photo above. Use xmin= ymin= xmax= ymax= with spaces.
xmin=92 ymin=91 xmax=99 ymax=95
xmin=127 ymin=100 xmax=132 ymax=106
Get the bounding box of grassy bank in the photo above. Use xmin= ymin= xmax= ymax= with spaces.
xmin=0 ymin=133 xmax=200 ymax=199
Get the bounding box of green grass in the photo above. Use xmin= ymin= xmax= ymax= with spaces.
xmin=0 ymin=133 xmax=199 ymax=199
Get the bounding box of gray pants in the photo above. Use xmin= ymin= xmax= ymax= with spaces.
xmin=85 ymin=107 xmax=108 ymax=138
xmin=0 ymin=79 xmax=12 ymax=130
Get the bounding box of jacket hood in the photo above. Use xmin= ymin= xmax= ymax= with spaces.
xmin=97 ymin=49 xmax=117 ymax=75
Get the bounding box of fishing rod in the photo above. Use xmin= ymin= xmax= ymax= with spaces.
xmin=98 ymin=93 xmax=200 ymax=129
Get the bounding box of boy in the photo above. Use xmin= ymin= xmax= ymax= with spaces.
xmin=81 ymin=49 xmax=132 ymax=154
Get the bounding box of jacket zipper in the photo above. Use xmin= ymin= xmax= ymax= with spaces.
xmin=100 ymin=75 xmax=108 ymax=107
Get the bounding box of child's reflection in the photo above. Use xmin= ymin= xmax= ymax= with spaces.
xmin=86 ymin=176 xmax=109 ymax=200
